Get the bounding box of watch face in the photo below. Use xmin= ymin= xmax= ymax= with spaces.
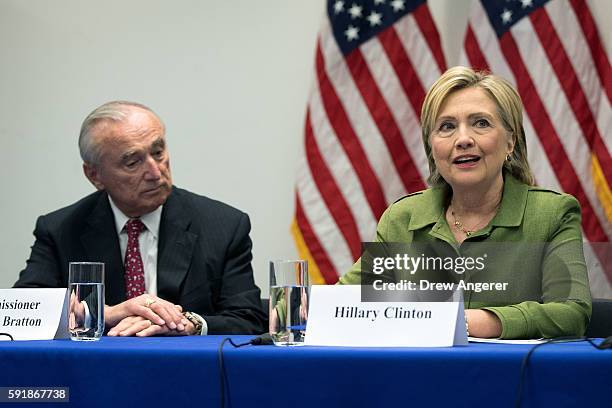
xmin=184 ymin=312 xmax=202 ymax=335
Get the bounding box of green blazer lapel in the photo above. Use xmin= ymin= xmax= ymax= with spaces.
xmin=492 ymin=174 xmax=529 ymax=228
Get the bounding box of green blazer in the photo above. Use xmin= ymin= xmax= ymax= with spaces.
xmin=339 ymin=174 xmax=592 ymax=339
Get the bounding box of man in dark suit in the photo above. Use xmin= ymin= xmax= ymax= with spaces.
xmin=14 ymin=101 xmax=266 ymax=336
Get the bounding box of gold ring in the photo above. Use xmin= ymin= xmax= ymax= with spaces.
xmin=144 ymin=298 xmax=157 ymax=308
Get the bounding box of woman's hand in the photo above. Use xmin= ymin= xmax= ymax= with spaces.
xmin=465 ymin=309 xmax=502 ymax=338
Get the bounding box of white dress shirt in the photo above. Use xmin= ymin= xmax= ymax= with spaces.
xmin=109 ymin=197 xmax=162 ymax=296
xmin=108 ymin=196 xmax=208 ymax=335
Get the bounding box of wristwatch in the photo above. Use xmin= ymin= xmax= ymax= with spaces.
xmin=183 ymin=311 xmax=204 ymax=335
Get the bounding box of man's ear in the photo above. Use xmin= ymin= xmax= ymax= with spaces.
xmin=83 ymin=163 xmax=105 ymax=191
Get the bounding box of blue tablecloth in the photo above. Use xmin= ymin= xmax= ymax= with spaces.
xmin=0 ymin=336 xmax=610 ymax=407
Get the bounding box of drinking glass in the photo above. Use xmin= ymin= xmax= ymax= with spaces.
xmin=269 ymin=260 xmax=309 ymax=346
xmin=68 ymin=262 xmax=105 ymax=341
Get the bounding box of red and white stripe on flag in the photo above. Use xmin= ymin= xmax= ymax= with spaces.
xmin=291 ymin=0 xmax=446 ymax=283
xmin=460 ymin=0 xmax=612 ymax=298
xmin=293 ymin=0 xmax=611 ymax=295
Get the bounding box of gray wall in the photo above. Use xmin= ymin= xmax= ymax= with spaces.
xmin=1 ymin=1 xmax=610 ymax=296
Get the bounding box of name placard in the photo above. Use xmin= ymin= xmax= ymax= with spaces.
xmin=304 ymin=285 xmax=467 ymax=347
xmin=0 ymin=289 xmax=69 ymax=340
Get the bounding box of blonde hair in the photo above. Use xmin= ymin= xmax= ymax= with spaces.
xmin=421 ymin=66 xmax=534 ymax=186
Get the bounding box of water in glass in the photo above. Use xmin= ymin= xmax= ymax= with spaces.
xmin=68 ymin=282 xmax=104 ymax=341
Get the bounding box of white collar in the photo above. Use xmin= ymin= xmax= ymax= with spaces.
xmin=108 ymin=195 xmax=163 ymax=238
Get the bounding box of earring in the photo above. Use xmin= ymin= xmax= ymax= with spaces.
xmin=506 ymin=153 xmax=512 ymax=162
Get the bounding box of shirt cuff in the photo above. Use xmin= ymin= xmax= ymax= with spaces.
xmin=191 ymin=312 xmax=208 ymax=336
xmin=82 ymin=300 xmax=92 ymax=329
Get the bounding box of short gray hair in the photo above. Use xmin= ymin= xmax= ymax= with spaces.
xmin=78 ymin=101 xmax=164 ymax=166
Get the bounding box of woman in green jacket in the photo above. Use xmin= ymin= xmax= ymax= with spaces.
xmin=339 ymin=66 xmax=591 ymax=339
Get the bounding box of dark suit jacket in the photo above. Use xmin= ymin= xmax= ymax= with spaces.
xmin=14 ymin=186 xmax=266 ymax=335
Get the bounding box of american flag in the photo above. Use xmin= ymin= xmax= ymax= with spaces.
xmin=291 ymin=0 xmax=446 ymax=284
xmin=460 ymin=0 xmax=611 ymax=297
xmin=292 ymin=0 xmax=611 ymax=296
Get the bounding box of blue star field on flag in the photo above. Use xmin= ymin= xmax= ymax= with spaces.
xmin=328 ymin=0 xmax=426 ymax=55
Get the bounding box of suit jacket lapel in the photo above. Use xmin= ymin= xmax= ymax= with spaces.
xmin=157 ymin=188 xmax=197 ymax=302
xmin=80 ymin=192 xmax=125 ymax=305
